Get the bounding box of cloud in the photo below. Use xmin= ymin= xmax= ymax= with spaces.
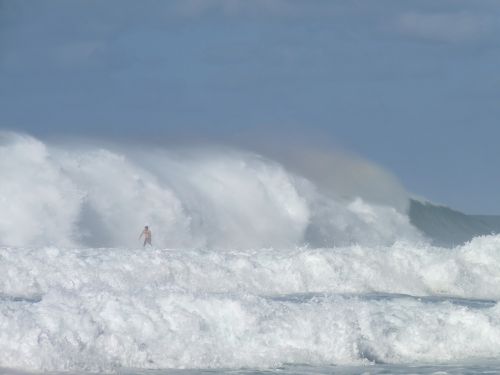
xmin=396 ymin=11 xmax=494 ymax=43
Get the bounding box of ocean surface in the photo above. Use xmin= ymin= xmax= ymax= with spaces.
xmin=1 ymin=133 xmax=500 ymax=374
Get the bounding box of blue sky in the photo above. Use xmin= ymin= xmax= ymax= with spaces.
xmin=1 ymin=0 xmax=499 ymax=213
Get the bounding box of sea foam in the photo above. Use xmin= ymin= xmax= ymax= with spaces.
xmin=1 ymin=240 xmax=500 ymax=371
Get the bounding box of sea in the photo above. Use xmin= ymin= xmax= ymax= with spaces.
xmin=1 ymin=133 xmax=500 ymax=374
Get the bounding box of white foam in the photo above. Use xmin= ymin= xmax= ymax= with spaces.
xmin=1 ymin=237 xmax=500 ymax=371
xmin=2 ymin=237 xmax=500 ymax=304
xmin=0 ymin=133 xmax=422 ymax=249
xmin=0 ymin=133 xmax=82 ymax=247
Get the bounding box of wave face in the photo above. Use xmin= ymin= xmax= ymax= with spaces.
xmin=0 ymin=133 xmax=421 ymax=249
xmin=2 ymin=237 xmax=500 ymax=372
xmin=409 ymin=199 xmax=500 ymax=247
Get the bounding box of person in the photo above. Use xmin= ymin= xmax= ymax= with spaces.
xmin=139 ymin=225 xmax=152 ymax=247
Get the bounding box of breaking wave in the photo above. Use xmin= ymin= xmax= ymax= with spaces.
xmin=0 ymin=132 xmax=422 ymax=249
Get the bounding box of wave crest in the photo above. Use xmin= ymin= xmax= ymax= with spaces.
xmin=0 ymin=133 xmax=421 ymax=248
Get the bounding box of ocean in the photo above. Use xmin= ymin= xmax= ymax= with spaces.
xmin=1 ymin=133 xmax=500 ymax=374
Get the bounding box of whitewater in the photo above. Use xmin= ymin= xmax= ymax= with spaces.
xmin=1 ymin=133 xmax=500 ymax=374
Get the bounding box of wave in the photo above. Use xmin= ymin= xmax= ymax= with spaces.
xmin=3 ymin=237 xmax=500 ymax=300
xmin=1 ymin=237 xmax=500 ymax=371
xmin=409 ymin=199 xmax=500 ymax=247
xmin=4 ymin=290 xmax=499 ymax=371
xmin=0 ymin=132 xmax=422 ymax=248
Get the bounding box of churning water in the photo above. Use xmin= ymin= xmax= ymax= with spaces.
xmin=1 ymin=133 xmax=499 ymax=374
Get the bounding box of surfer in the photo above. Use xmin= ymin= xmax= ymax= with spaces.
xmin=139 ymin=225 xmax=152 ymax=247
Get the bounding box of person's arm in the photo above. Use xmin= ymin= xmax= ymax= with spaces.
xmin=139 ymin=230 xmax=144 ymax=239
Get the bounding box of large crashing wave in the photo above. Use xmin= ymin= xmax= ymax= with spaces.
xmin=0 ymin=132 xmax=422 ymax=249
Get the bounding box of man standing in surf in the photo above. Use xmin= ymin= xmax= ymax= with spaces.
xmin=139 ymin=225 xmax=152 ymax=247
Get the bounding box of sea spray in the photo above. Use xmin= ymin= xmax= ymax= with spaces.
xmin=0 ymin=133 xmax=422 ymax=249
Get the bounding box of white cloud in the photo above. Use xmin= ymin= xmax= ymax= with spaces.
xmin=396 ymin=11 xmax=494 ymax=43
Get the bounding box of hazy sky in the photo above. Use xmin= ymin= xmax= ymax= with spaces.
xmin=1 ymin=0 xmax=499 ymax=213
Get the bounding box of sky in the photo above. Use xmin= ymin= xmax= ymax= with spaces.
xmin=1 ymin=0 xmax=499 ymax=214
